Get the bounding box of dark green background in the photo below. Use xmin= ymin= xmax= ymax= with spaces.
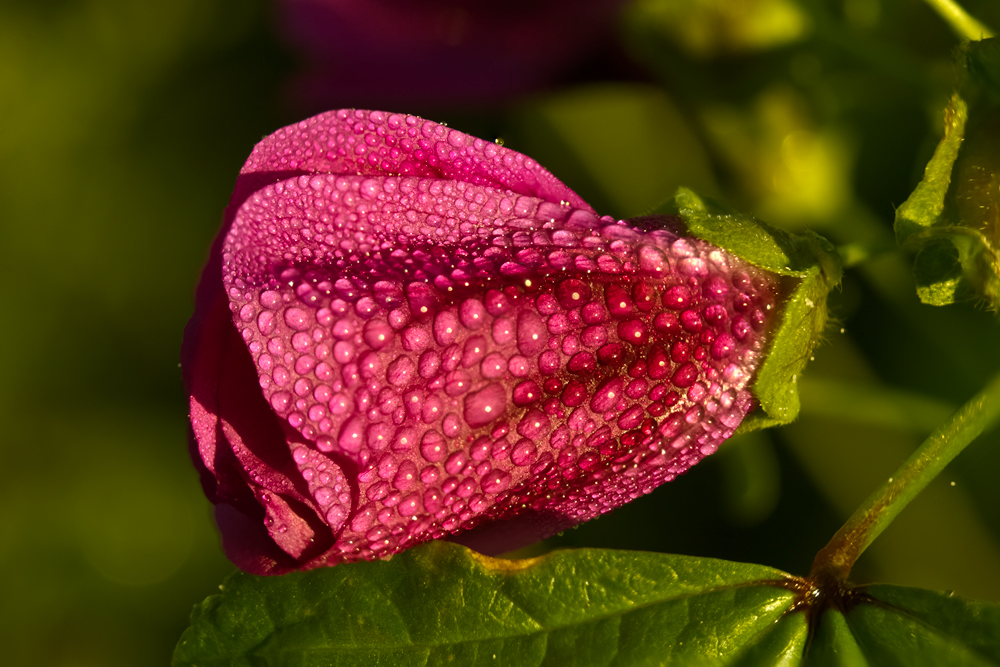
xmin=3 ymin=1 xmax=1000 ymax=665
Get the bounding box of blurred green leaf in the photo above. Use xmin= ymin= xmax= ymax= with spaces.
xmin=174 ymin=541 xmax=1000 ymax=666
xmin=510 ymin=83 xmax=718 ymax=218
xmin=625 ymin=0 xmax=810 ymax=59
xmin=666 ymin=188 xmax=843 ymax=429
xmin=796 ymin=375 xmax=956 ymax=433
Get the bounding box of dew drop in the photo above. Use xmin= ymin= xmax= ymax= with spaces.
xmin=605 ymin=284 xmax=634 ymax=318
xmin=272 ymin=366 xmax=291 ymax=386
xmin=549 ymin=425 xmax=571 ymax=449
xmin=516 ymin=409 xmax=550 ymax=439
xmin=538 ymin=350 xmax=560 ymax=375
xmin=492 ymin=316 xmax=515 ymax=346
xmin=711 ymin=333 xmax=737 ymax=360
xmin=398 ymin=493 xmax=422 ymax=517
xmin=508 ymin=355 xmax=530 ymax=377
xmin=420 ymin=430 xmax=446 ymax=463
xmin=581 ymin=325 xmax=608 ymax=348
xmin=402 ymin=325 xmax=432 ymax=351
xmin=445 ymin=370 xmax=472 ymax=396
xmin=481 ymin=470 xmax=512 ymax=494
xmin=434 ymin=311 xmax=459 ymax=346
xmin=511 ymin=439 xmax=537 ymax=466
xmin=338 ymin=415 xmax=364 ymax=453
xmin=363 ymin=320 xmax=393 ymax=349
xmin=388 ymin=308 xmax=410 ymax=330
xmin=704 ymin=304 xmax=727 ymax=326
xmin=326 ymin=505 xmax=348 ymax=532
xmin=617 ymin=319 xmax=649 ymax=346
xmin=386 ymin=355 xmax=416 ymax=386
xmin=581 ymin=302 xmax=608 ymax=324
xmin=678 ymin=257 xmax=708 ymax=277
xmin=672 ymin=363 xmax=698 ymax=388
xmin=367 ymin=422 xmax=392 ymax=450
xmin=239 ymin=303 xmax=254 ymax=322
xmin=561 ymin=380 xmax=587 ymax=407
xmin=461 ymin=336 xmax=488 ymax=367
xmin=653 ymin=312 xmax=680 ymax=336
xmin=480 ymin=352 xmax=506 ymax=379
xmin=393 ymin=460 xmax=418 ymax=491
xmin=464 ymin=383 xmax=507 ymax=428
xmin=596 ymin=343 xmax=623 ymax=366
xmin=333 ymin=340 xmax=356 ymax=364
xmin=703 ymin=275 xmax=729 ymax=301
xmin=421 ymin=395 xmax=443 ymax=423
xmin=257 ymin=310 xmax=276 ymax=335
xmin=617 ymin=406 xmax=645 ymax=430
xmin=590 ymin=378 xmax=624 ymax=413
xmin=418 ymin=350 xmax=441 ymax=378
xmin=458 ymin=298 xmax=487 ymax=330
xmin=732 ymin=317 xmax=750 ymax=341
xmin=284 ymin=307 xmax=311 ymax=331
xmin=512 ymin=380 xmax=542 ymax=406
xmin=260 ymin=290 xmax=281 ymax=309
xmin=484 ymin=289 xmax=512 ymax=316
xmin=420 ymin=465 xmax=440 ymax=484
xmin=556 ymin=279 xmax=591 ymax=308
xmin=516 ymin=311 xmax=548 ymax=356
xmin=442 ymin=412 xmax=461 ymax=437
xmin=663 ymin=285 xmax=691 ymax=310
xmin=567 ymin=351 xmax=596 ymax=374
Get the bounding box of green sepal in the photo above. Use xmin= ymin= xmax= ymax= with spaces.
xmin=913 ymin=236 xmax=978 ymax=306
xmin=894 ymin=93 xmax=968 ymax=248
xmin=894 ymin=38 xmax=1000 ymax=311
xmin=663 ymin=187 xmax=842 ymax=431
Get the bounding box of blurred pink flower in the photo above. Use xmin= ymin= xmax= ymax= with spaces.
xmin=280 ymin=0 xmax=627 ymax=109
xmin=183 ymin=109 xmax=779 ymax=574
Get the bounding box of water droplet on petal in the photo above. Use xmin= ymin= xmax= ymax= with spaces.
xmin=464 ymin=383 xmax=507 ymax=428
xmin=481 ymin=470 xmax=512 ymax=494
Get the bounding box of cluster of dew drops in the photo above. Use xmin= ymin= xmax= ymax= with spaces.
xmin=223 ymin=174 xmax=780 ymax=562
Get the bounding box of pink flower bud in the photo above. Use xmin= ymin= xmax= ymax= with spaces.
xmin=183 ymin=109 xmax=781 ymax=574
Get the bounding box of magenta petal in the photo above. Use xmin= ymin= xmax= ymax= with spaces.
xmin=234 ymin=109 xmax=590 ymax=213
xmin=184 ymin=109 xmax=781 ymax=573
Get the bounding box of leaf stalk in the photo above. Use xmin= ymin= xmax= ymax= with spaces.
xmin=809 ymin=367 xmax=1000 ymax=583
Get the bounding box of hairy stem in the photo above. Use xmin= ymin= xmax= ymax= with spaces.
xmin=810 ymin=368 xmax=1000 ymax=583
xmin=925 ymin=0 xmax=995 ymax=40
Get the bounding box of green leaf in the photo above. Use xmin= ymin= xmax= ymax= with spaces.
xmin=850 ymin=585 xmax=1000 ymax=665
xmin=667 ymin=188 xmax=843 ymax=430
xmin=173 ymin=542 xmax=1000 ymax=666
xmin=173 ymin=541 xmax=799 ymax=667
xmin=808 ymin=609 xmax=869 ymax=667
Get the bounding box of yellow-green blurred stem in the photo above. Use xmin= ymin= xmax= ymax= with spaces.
xmin=924 ymin=0 xmax=995 ymax=40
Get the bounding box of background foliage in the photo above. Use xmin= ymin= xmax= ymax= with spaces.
xmin=3 ymin=0 xmax=1000 ymax=665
